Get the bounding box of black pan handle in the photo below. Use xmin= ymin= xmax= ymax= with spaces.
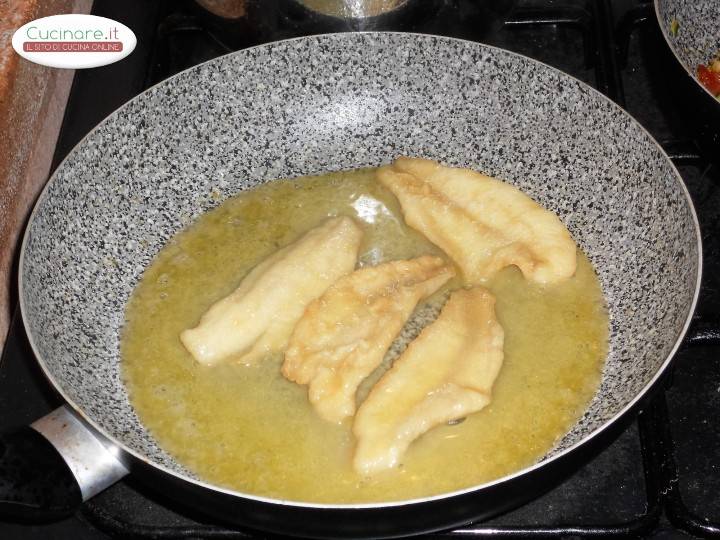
xmin=0 ymin=406 xmax=129 ymax=523
xmin=0 ymin=426 xmax=82 ymax=521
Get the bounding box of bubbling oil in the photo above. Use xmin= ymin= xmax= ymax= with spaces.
xmin=121 ymin=168 xmax=608 ymax=503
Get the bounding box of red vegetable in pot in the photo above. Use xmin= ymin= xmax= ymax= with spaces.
xmin=697 ymin=64 xmax=720 ymax=97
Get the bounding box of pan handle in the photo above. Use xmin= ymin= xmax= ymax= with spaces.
xmin=0 ymin=406 xmax=129 ymax=522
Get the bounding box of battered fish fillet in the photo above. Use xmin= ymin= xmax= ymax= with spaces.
xmin=353 ymin=287 xmax=504 ymax=476
xmin=282 ymin=256 xmax=454 ymax=423
xmin=376 ymin=157 xmax=577 ymax=285
xmin=180 ymin=216 xmax=363 ymax=366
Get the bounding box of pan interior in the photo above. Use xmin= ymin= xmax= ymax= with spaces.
xmin=20 ymin=33 xmax=699 ymax=501
xmin=656 ymin=0 xmax=720 ymax=94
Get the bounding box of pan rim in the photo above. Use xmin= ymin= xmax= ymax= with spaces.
xmin=18 ymin=30 xmax=703 ymax=510
xmin=653 ymin=0 xmax=720 ymax=102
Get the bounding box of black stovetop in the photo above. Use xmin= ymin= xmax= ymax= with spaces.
xmin=2 ymin=0 xmax=720 ymax=538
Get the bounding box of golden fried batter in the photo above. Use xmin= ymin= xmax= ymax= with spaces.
xmin=282 ymin=256 xmax=454 ymax=423
xmin=353 ymin=287 xmax=504 ymax=475
xmin=377 ymin=157 xmax=577 ymax=285
xmin=180 ymin=217 xmax=363 ymax=366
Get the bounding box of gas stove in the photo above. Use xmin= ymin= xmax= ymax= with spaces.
xmin=1 ymin=0 xmax=719 ymax=538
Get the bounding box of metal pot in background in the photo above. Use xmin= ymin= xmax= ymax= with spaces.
xmin=192 ymin=0 xmax=441 ymax=37
xmin=291 ymin=0 xmax=412 ymax=19
xmin=197 ymin=0 xmax=417 ymax=20
xmin=186 ymin=0 xmax=437 ymax=50
xmin=191 ymin=0 xmax=517 ymax=44
xmin=277 ymin=0 xmax=431 ymax=32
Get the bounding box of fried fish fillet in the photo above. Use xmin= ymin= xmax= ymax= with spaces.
xmin=376 ymin=157 xmax=576 ymax=285
xmin=282 ymin=256 xmax=454 ymax=423
xmin=180 ymin=216 xmax=363 ymax=366
xmin=353 ymin=287 xmax=504 ymax=475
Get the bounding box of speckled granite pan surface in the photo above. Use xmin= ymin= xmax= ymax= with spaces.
xmin=656 ymin=0 xmax=720 ymax=99
xmin=19 ymin=33 xmax=700 ymax=500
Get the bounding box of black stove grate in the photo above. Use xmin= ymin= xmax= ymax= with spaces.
xmin=3 ymin=0 xmax=720 ymax=538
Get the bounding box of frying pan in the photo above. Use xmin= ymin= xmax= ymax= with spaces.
xmin=0 ymin=32 xmax=701 ymax=538
xmin=654 ymin=0 xmax=720 ymax=155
